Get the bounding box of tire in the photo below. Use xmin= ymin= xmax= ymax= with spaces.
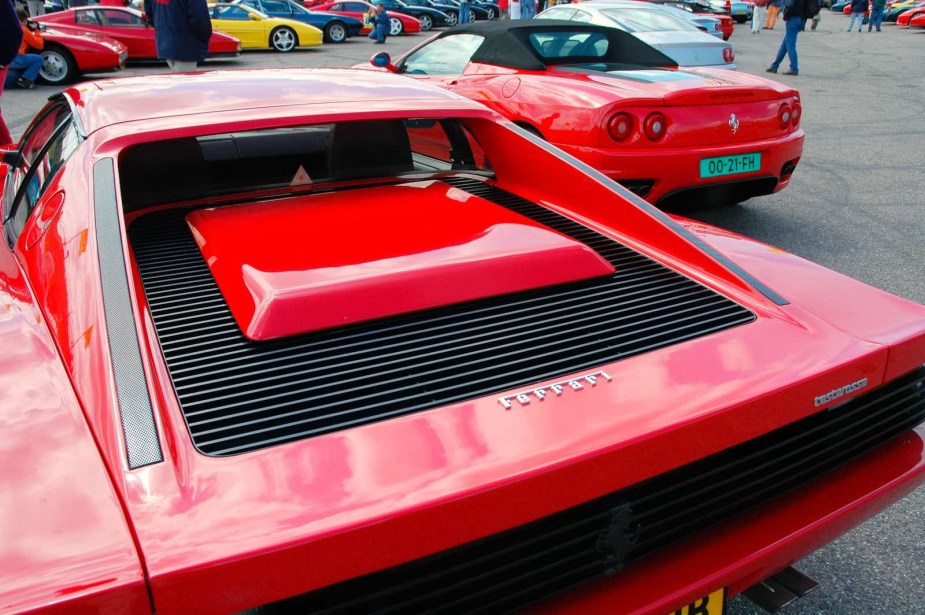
xmin=270 ymin=26 xmax=298 ymax=52
xmin=419 ymin=14 xmax=433 ymax=30
xmin=484 ymin=6 xmax=497 ymax=19
xmin=389 ymin=16 xmax=404 ymax=35
xmin=39 ymin=45 xmax=77 ymax=85
xmin=323 ymin=21 xmax=348 ymax=42
xmin=445 ymin=10 xmax=458 ymax=25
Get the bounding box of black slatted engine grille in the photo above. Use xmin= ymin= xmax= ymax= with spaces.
xmin=265 ymin=367 xmax=925 ymax=614
xmin=129 ymin=177 xmax=754 ymax=456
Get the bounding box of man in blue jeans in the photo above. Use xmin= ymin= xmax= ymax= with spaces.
xmin=766 ymin=0 xmax=807 ymax=76
xmin=459 ymin=0 xmax=471 ymax=24
xmin=367 ymin=1 xmax=389 ymax=43
xmin=4 ymin=8 xmax=43 ymax=89
xmin=867 ymin=0 xmax=885 ymax=30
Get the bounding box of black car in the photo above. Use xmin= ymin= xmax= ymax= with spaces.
xmin=442 ymin=0 xmax=497 ymax=19
xmin=374 ymin=0 xmax=450 ymax=30
xmin=233 ymin=0 xmax=363 ymax=42
xmin=404 ymin=0 xmax=467 ymax=25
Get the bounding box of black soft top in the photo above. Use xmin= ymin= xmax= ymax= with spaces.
xmin=440 ymin=20 xmax=676 ymax=71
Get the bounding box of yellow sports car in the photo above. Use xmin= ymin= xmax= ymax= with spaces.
xmin=209 ymin=3 xmax=323 ymax=51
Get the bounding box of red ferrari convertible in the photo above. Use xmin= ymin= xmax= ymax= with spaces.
xmin=368 ymin=21 xmax=803 ymax=208
xmin=1 ymin=67 xmax=924 ymax=615
xmin=310 ymin=0 xmax=423 ymax=34
xmin=36 ymin=6 xmax=242 ymax=61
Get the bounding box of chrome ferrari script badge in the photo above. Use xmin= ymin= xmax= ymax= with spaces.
xmin=728 ymin=113 xmax=739 ymax=134
xmin=498 ymin=371 xmax=612 ymax=409
xmin=814 ymin=378 xmax=868 ymax=407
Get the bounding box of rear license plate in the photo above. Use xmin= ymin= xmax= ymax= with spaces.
xmin=700 ymin=153 xmax=761 ymax=178
xmin=669 ymin=588 xmax=726 ymax=615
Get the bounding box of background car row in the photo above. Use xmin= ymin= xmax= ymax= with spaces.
xmin=23 ymin=0 xmax=507 ymax=84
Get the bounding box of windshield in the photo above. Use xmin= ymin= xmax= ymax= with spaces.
xmin=600 ymin=7 xmax=700 ymax=32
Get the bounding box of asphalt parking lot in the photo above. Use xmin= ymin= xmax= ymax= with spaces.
xmin=2 ymin=12 xmax=923 ymax=614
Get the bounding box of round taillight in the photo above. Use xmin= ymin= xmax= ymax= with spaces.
xmin=722 ymin=47 xmax=734 ymax=63
xmin=607 ymin=112 xmax=634 ymax=142
xmin=778 ymin=104 xmax=792 ymax=130
xmin=791 ymin=101 xmax=802 ymax=127
xmin=643 ymin=112 xmax=668 ymax=141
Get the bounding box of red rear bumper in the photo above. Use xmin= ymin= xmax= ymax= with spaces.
xmin=561 ymin=129 xmax=804 ymax=205
xmin=532 ymin=425 xmax=925 ymax=614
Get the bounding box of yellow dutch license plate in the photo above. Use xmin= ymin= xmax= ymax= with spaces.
xmin=668 ymin=588 xmax=726 ymax=615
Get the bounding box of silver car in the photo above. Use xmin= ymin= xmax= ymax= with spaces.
xmin=537 ymin=1 xmax=735 ymax=69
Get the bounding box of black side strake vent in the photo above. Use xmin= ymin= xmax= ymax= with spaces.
xmin=129 ymin=178 xmax=754 ymax=456
xmin=262 ymin=367 xmax=925 ymax=614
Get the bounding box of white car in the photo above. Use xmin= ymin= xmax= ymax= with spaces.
xmin=538 ymin=1 xmax=735 ymax=68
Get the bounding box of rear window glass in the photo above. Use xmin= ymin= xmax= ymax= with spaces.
xmin=600 ymin=7 xmax=700 ymax=32
xmin=528 ymin=31 xmax=610 ymax=59
xmin=119 ymin=118 xmax=492 ymax=210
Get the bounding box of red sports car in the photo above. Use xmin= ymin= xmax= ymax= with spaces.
xmin=367 ymin=21 xmax=803 ymax=208
xmin=36 ymin=6 xmax=242 ymax=61
xmin=2 ymin=66 xmax=924 ymax=615
xmin=310 ymin=0 xmax=422 ymax=34
xmin=30 ymin=22 xmax=128 ymax=84
xmin=897 ymin=4 xmax=925 ymax=22
xmin=910 ymin=9 xmax=925 ymax=22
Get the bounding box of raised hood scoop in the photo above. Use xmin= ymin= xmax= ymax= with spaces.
xmin=187 ymin=181 xmax=614 ymax=341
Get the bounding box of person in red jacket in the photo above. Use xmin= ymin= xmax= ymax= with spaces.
xmin=1 ymin=0 xmax=24 ymax=145
xmin=4 ymin=8 xmax=44 ymax=90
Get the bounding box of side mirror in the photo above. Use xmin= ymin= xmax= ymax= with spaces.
xmin=249 ymin=12 xmax=261 ymax=19
xmin=370 ymin=51 xmax=398 ymax=72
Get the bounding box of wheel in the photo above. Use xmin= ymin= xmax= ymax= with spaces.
xmin=418 ymin=13 xmax=433 ymax=30
xmin=389 ymin=16 xmax=404 ymax=36
xmin=445 ymin=10 xmax=458 ymax=25
xmin=323 ymin=21 xmax=348 ymax=43
xmin=484 ymin=6 xmax=497 ymax=19
xmin=270 ymin=26 xmax=298 ymax=52
xmin=40 ymin=45 xmax=77 ymax=85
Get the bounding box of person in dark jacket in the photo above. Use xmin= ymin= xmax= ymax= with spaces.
xmin=766 ymin=0 xmax=807 ymax=76
xmin=1 ymin=0 xmax=24 ymax=146
xmin=143 ymin=0 xmax=212 ymax=72
xmin=848 ymin=0 xmax=868 ymax=30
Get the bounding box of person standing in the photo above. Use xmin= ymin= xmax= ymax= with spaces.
xmin=367 ymin=1 xmax=388 ymax=43
xmin=4 ymin=8 xmax=43 ymax=90
xmin=25 ymin=0 xmax=44 ymax=17
xmin=520 ymin=0 xmax=535 ymax=18
xmin=143 ymin=0 xmax=212 ymax=72
xmin=752 ymin=0 xmax=768 ymax=32
xmin=1 ymin=0 xmax=23 ymax=146
xmin=867 ymin=0 xmax=885 ymax=30
xmin=847 ymin=0 xmax=868 ymax=30
xmin=766 ymin=0 xmax=807 ymax=76
xmin=459 ymin=0 xmax=471 ymax=24
xmin=765 ymin=0 xmax=782 ymax=28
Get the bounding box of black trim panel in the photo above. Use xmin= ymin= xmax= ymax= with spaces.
xmin=93 ymin=158 xmax=163 ymax=469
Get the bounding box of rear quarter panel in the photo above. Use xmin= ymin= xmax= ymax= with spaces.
xmin=0 ymin=212 xmax=148 ymax=614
